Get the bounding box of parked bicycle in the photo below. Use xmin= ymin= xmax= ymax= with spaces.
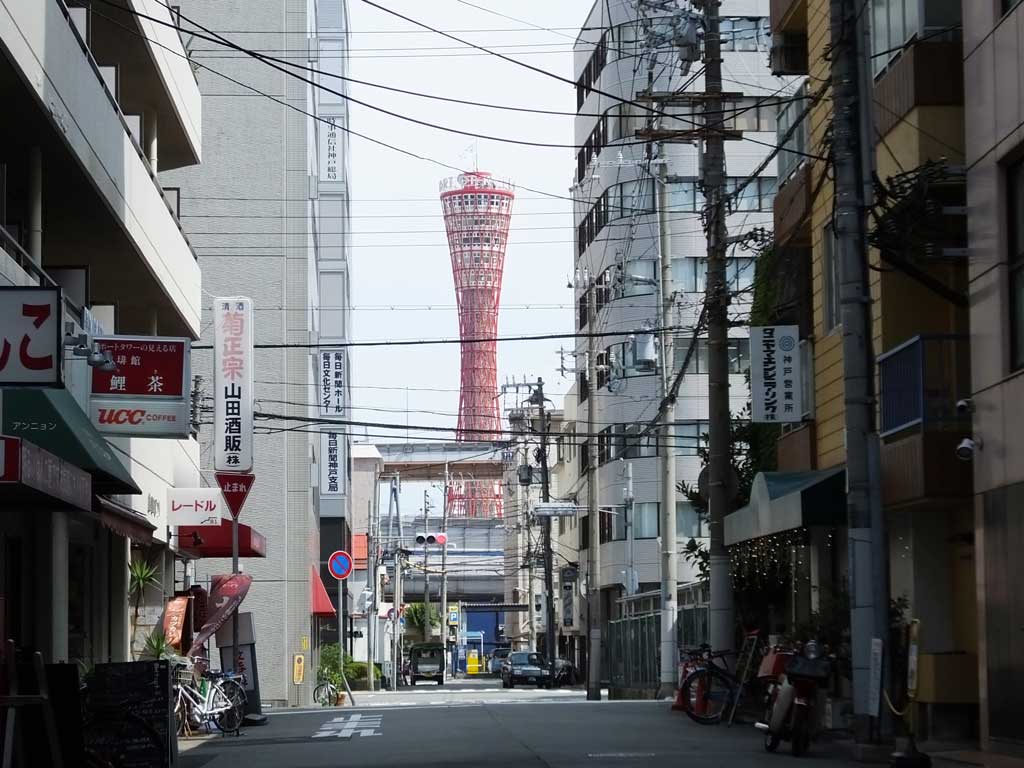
xmin=679 ymin=631 xmax=765 ymax=726
xmin=172 ymin=657 xmax=246 ymax=735
xmin=313 ymin=678 xmax=339 ymax=706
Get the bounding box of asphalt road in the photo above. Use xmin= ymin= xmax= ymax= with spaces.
xmin=178 ymin=679 xmax=855 ymax=768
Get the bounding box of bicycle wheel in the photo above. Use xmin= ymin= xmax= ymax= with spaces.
xmin=680 ymin=666 xmax=736 ymax=725
xmin=313 ymin=682 xmax=335 ymax=706
xmin=213 ymin=679 xmax=245 ymax=733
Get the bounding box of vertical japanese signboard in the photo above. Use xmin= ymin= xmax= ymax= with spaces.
xmin=214 ymin=298 xmax=253 ymax=471
xmin=318 ymin=350 xmax=345 ymax=417
xmin=320 ymin=431 xmax=344 ymax=496
xmin=0 ymin=287 xmax=62 ymax=386
xmin=750 ymin=326 xmax=803 ymax=423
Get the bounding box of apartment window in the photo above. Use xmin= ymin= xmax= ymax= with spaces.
xmin=598 ymin=425 xmax=613 ymax=465
xmin=726 ymin=177 xmax=777 ymax=211
xmin=674 ymin=421 xmax=709 ymax=456
xmin=668 ymin=181 xmax=700 ymax=212
xmin=595 ymin=268 xmax=614 ymax=311
xmin=579 ymin=440 xmax=590 ymax=473
xmin=677 ymin=338 xmax=750 ymax=374
xmin=619 ymin=258 xmax=656 ymax=297
xmin=777 ymin=81 xmax=810 ymax=184
xmin=823 ymin=224 xmax=841 ymax=333
xmin=595 ymin=350 xmax=610 ymax=390
xmin=676 ymin=500 xmax=704 ymax=539
xmin=871 ymin=0 xmax=960 ymax=76
xmin=621 ymin=424 xmax=657 ymax=459
xmin=1010 ymin=160 xmax=1024 ymax=370
xmin=612 ymin=507 xmax=627 ymax=541
xmin=720 ymin=17 xmax=770 ymax=52
xmin=633 ymin=502 xmax=659 ymax=539
xmin=723 ymin=97 xmax=779 ymax=132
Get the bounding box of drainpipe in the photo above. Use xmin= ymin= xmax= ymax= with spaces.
xmin=29 ymin=146 xmax=42 ymax=264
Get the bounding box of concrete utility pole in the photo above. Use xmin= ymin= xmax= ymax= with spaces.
xmin=585 ymin=283 xmax=602 ymax=701
xmin=532 ymin=378 xmax=557 ymax=681
xmin=624 ymin=463 xmax=636 ymax=596
xmin=440 ymin=464 xmax=450 ymax=675
xmin=700 ymin=0 xmax=736 ymax=657
xmin=656 ymin=156 xmax=679 ymax=699
xmin=392 ymin=551 xmax=404 ymax=690
xmin=423 ymin=489 xmax=431 ymax=638
xmin=367 ymin=498 xmax=376 ymax=692
xmin=829 ymin=0 xmax=890 ymax=739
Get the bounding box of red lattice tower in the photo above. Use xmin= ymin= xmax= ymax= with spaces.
xmin=440 ymin=172 xmax=515 ymax=441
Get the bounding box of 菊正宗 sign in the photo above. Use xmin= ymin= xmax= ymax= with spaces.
xmin=89 ymin=336 xmax=191 ymax=438
xmin=214 ymin=298 xmax=253 ymax=472
xmin=750 ymin=326 xmax=803 ymax=423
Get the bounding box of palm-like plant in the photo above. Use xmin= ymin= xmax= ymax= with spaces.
xmin=129 ymin=558 xmax=162 ymax=659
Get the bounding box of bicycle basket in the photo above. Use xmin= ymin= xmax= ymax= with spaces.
xmin=172 ymin=660 xmax=196 ymax=687
xmin=785 ymin=655 xmax=831 ymax=682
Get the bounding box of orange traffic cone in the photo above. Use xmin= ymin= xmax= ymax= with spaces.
xmin=671 ymin=685 xmax=688 ymax=711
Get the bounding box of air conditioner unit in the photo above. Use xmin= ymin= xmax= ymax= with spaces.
xmin=770 ymin=33 xmax=808 ymax=76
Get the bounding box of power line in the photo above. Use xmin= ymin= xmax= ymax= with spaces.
xmin=189 ymin=324 xmax=690 ymax=350
xmin=355 ymin=0 xmax=828 ymax=161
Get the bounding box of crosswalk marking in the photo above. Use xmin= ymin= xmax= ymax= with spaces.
xmin=313 ymin=713 xmax=383 ymax=739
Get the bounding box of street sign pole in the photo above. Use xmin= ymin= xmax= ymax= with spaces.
xmin=216 ymin=472 xmax=256 ymax=676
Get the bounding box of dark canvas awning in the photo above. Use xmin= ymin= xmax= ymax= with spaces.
xmin=1 ymin=387 xmax=140 ymax=494
xmin=94 ymin=496 xmax=157 ymax=543
xmin=724 ymin=468 xmax=846 ymax=546
xmin=178 ymin=521 xmax=267 ymax=558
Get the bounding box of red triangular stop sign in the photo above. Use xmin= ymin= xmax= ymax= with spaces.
xmin=215 ymin=472 xmax=256 ymax=520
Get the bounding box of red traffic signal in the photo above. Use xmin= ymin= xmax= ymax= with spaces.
xmin=415 ymin=532 xmax=448 ymax=547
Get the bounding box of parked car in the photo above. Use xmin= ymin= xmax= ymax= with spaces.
xmin=501 ymin=652 xmax=551 ymax=689
xmin=488 ymin=647 xmax=511 ymax=675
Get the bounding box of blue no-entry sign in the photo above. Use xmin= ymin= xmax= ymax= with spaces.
xmin=328 ymin=550 xmax=353 ymax=581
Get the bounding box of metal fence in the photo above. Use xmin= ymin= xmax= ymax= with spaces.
xmin=607 ymin=612 xmax=661 ymax=691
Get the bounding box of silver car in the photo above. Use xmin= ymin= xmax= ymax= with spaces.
xmin=488 ymin=647 xmax=511 ymax=675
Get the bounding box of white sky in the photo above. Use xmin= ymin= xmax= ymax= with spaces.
xmin=347 ymin=0 xmax=595 ymax=442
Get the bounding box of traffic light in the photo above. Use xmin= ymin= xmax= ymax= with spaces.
xmin=414 ymin=532 xmax=448 ymax=547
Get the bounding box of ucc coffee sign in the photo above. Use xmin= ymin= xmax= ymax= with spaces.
xmin=89 ymin=336 xmax=192 ymax=438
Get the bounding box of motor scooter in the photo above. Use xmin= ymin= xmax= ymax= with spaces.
xmin=755 ymin=641 xmax=831 ymax=757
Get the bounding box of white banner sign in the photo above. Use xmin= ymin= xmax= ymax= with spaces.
xmin=167 ymin=487 xmax=229 ymax=526
xmin=750 ymin=326 xmax=803 ymax=423
xmin=320 ymin=431 xmax=345 ymax=497
xmin=318 ymin=350 xmax=345 ymax=417
xmin=214 ymin=297 xmax=254 ymax=471
xmin=0 ymin=287 xmax=62 ymax=385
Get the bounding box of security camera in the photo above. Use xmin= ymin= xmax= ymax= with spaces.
xmin=956 ymin=437 xmax=981 ymax=461
xmin=956 ymin=398 xmax=974 ymax=414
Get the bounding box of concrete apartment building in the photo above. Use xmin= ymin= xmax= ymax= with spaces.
xmin=964 ymin=0 xmax=1024 ymax=753
xmin=569 ymin=0 xmax=783 ymax=661
xmin=1 ymin=0 xmax=202 ymax=664
xmin=162 ymin=0 xmax=353 ymax=706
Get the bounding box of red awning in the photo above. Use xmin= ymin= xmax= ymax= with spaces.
xmin=353 ymin=533 xmax=368 ymax=569
xmin=178 ymin=521 xmax=267 ymax=558
xmin=311 ymin=567 xmax=336 ymax=617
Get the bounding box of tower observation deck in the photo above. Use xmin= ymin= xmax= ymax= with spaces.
xmin=439 ymin=172 xmax=515 ymax=441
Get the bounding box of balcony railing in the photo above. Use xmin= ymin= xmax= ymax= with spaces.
xmin=877 ymin=335 xmax=970 ymax=437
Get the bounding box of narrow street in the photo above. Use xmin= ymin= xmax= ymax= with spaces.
xmin=178 ymin=679 xmax=851 ymax=768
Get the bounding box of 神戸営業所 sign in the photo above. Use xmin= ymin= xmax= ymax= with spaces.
xmin=750 ymin=326 xmax=803 ymax=423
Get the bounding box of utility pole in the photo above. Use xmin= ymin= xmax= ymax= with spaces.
xmin=624 ymin=462 xmax=636 ymax=596
xmin=423 ymin=489 xmax=431 ymax=639
xmin=392 ymin=551 xmax=404 ymax=690
xmin=440 ymin=463 xmax=450 ymax=677
xmin=656 ymin=155 xmax=679 ymax=699
xmin=830 ymin=0 xmax=889 ymax=739
xmin=531 ymin=378 xmax=556 ymax=681
xmin=700 ymin=0 xmax=736 ymax=658
xmin=367 ymin=498 xmax=376 ymax=692
xmin=585 ymin=282 xmax=601 ymax=701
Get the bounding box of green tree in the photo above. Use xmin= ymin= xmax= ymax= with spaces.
xmin=128 ymin=556 xmax=162 ymax=660
xmin=403 ymin=602 xmax=440 ymax=634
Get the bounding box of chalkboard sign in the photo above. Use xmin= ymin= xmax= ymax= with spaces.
xmin=84 ymin=660 xmax=176 ymax=767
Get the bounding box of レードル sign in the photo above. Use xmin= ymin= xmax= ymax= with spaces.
xmin=318 ymin=350 xmax=345 ymax=417
xmin=167 ymin=487 xmax=229 ymax=526
xmin=0 ymin=287 xmax=62 ymax=386
xmin=320 ymin=431 xmax=345 ymax=497
xmin=214 ymin=298 xmax=254 ymax=471
xmin=750 ymin=326 xmax=803 ymax=423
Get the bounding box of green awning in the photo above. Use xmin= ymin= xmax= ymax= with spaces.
xmin=1 ymin=388 xmax=141 ymax=494
xmin=724 ymin=468 xmax=846 ymax=546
